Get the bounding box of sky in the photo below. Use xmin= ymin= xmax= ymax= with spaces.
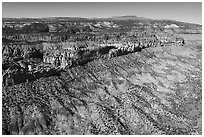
xmin=2 ymin=2 xmax=202 ymax=24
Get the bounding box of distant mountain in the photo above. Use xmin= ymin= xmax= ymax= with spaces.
xmin=107 ymin=15 xmax=152 ymax=21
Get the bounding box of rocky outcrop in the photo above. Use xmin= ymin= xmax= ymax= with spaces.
xmin=43 ymin=33 xmax=185 ymax=69
xmin=2 ymin=42 xmax=44 ymax=86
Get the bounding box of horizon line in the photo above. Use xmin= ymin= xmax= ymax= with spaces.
xmin=2 ymin=15 xmax=202 ymax=25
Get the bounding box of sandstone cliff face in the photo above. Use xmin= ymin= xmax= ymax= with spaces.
xmin=2 ymin=34 xmax=201 ymax=135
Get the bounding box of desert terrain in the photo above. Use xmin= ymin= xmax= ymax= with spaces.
xmin=2 ymin=16 xmax=202 ymax=135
